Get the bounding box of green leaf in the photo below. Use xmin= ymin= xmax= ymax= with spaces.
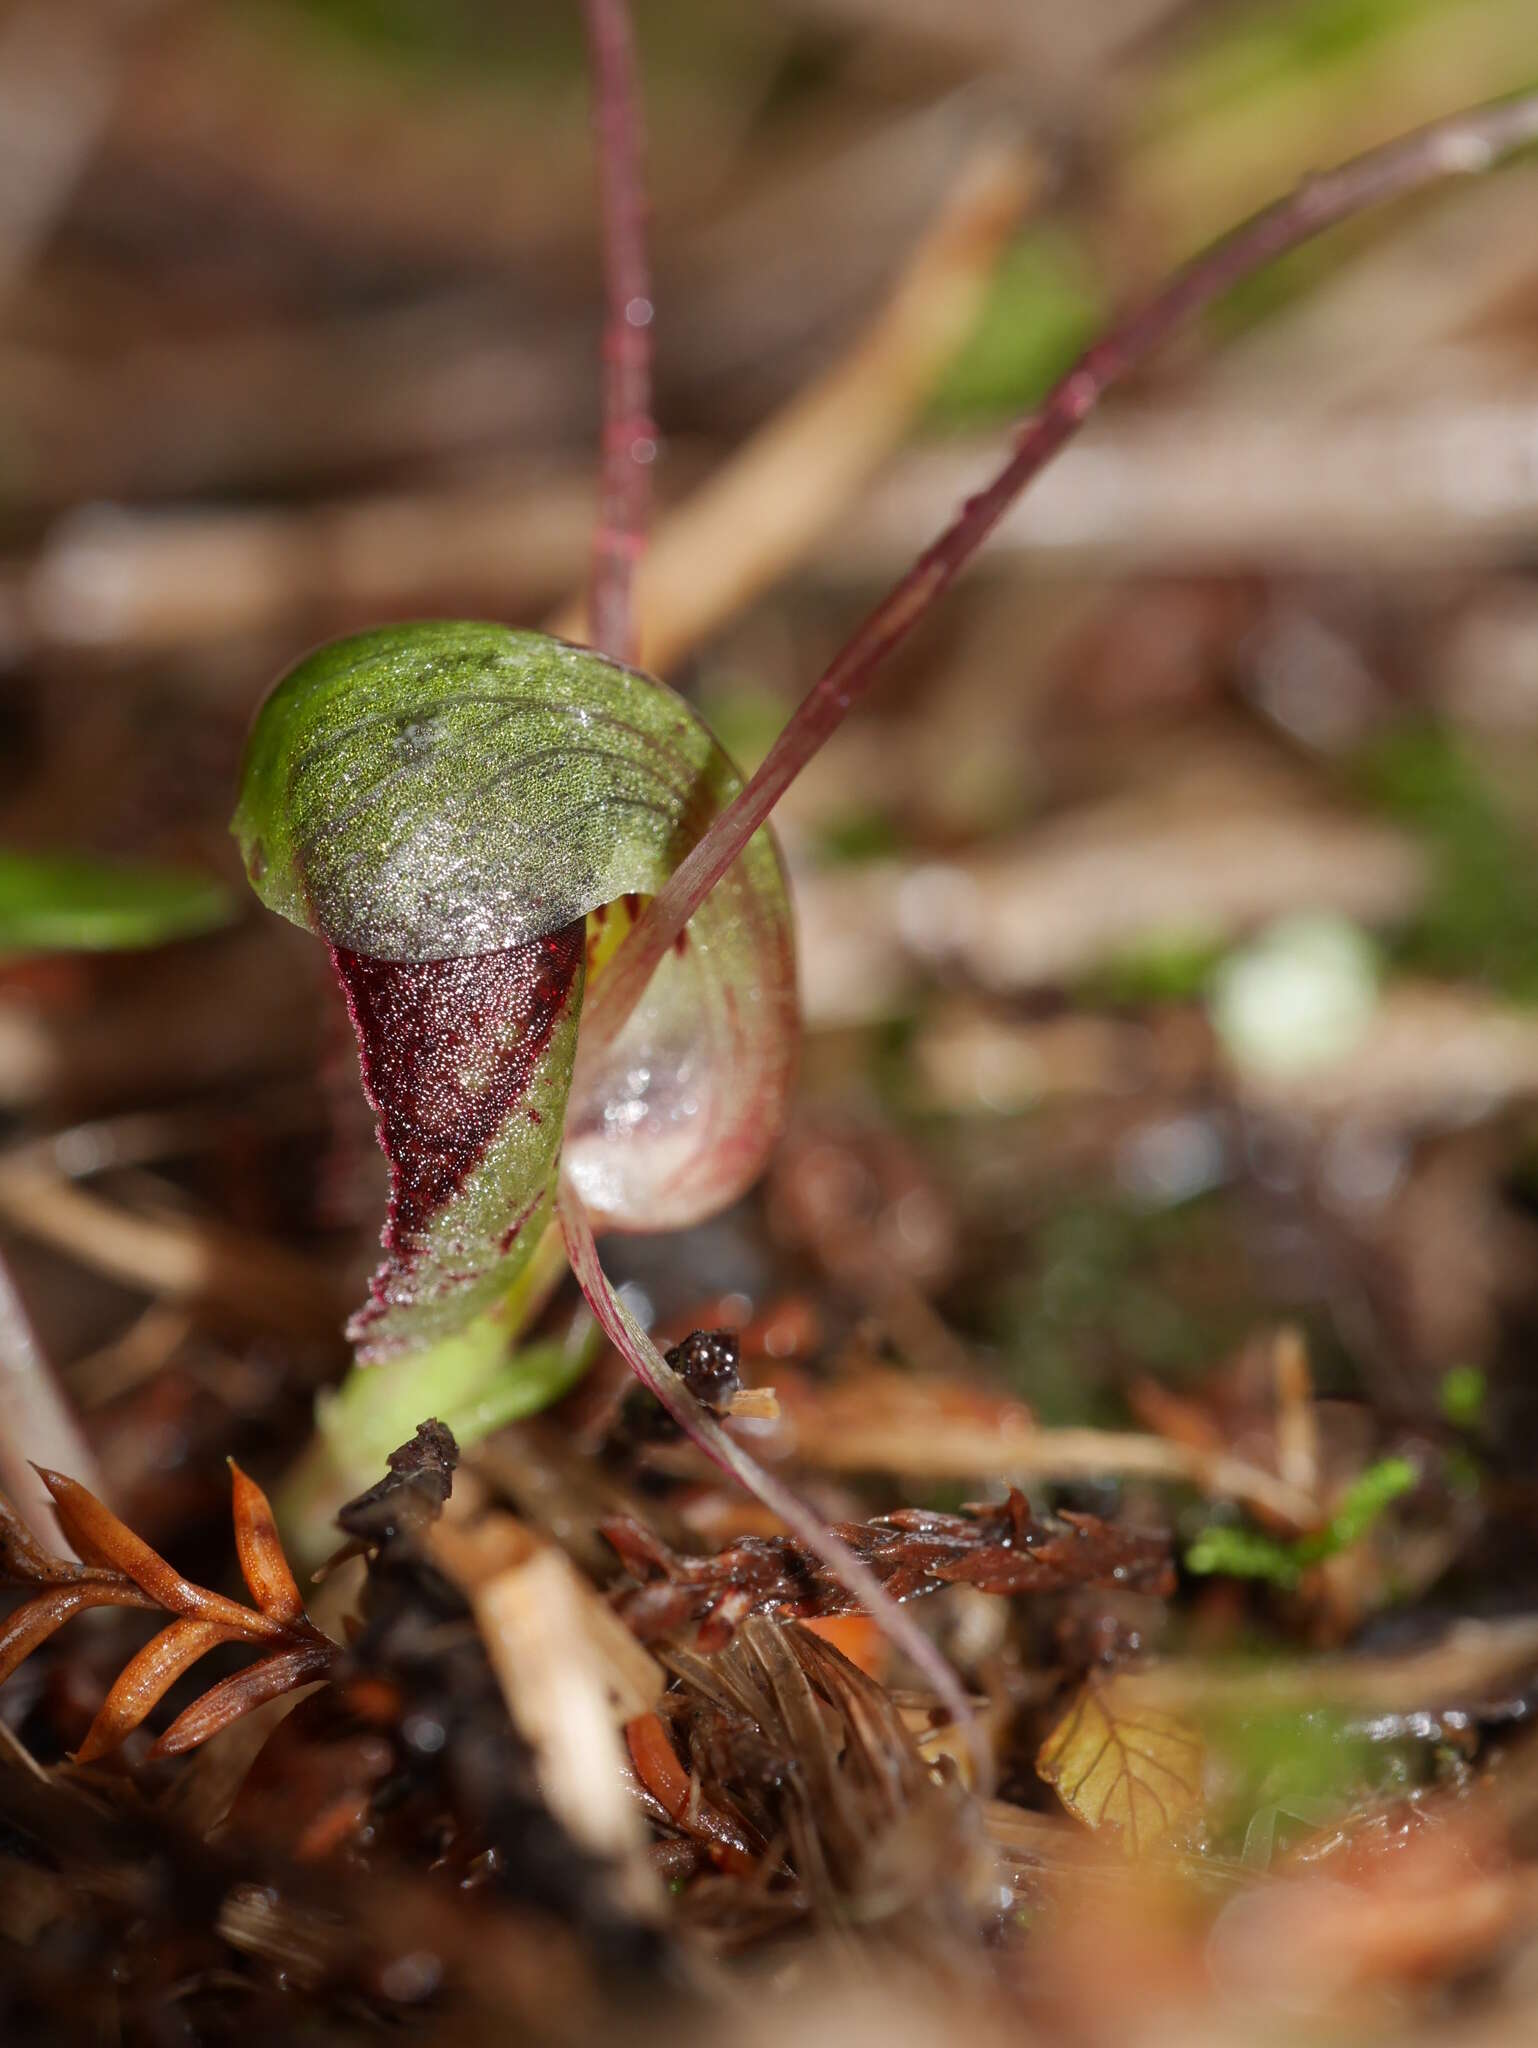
xmin=0 ymin=850 xmax=234 ymax=956
xmin=1186 ymin=1456 xmax=1418 ymax=1588
xmin=1439 ymin=1364 xmax=1487 ymax=1432
xmin=317 ymin=1318 xmax=596 ymax=1476
xmin=1184 ymin=1522 xmax=1307 ymax=1590
xmin=233 ymin=623 xmax=796 ymax=1361
xmin=1358 ymin=722 xmax=1538 ymax=1003
xmin=928 ymin=227 xmax=1102 ymax=427
xmin=1315 ymin=1455 xmax=1418 ymax=1552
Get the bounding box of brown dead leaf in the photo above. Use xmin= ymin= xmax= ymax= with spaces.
xmin=74 ymin=1617 xmax=237 ymax=1764
xmin=36 ymin=1466 xmax=287 ymax=1641
xmin=0 ymin=1490 xmax=113 ymax=1586
xmin=151 ymin=1643 xmax=337 ymax=1758
xmin=0 ymin=1580 xmax=157 ymax=1690
xmin=1037 ymin=1675 xmax=1204 ymax=1856
xmin=228 ymin=1460 xmax=304 ymax=1624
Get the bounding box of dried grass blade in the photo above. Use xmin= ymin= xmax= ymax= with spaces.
xmin=74 ymin=1617 xmax=236 ymax=1763
xmin=149 ymin=1642 xmax=336 ymax=1758
xmin=227 ymin=1460 xmax=303 ymax=1623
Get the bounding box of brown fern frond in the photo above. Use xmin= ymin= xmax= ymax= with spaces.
xmin=603 ymin=1489 xmax=1174 ymax=1650
xmin=0 ymin=1461 xmax=337 ymax=1762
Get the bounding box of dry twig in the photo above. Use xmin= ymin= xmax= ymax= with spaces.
xmin=0 ymin=1160 xmax=343 ymax=1337
xmin=773 ymin=1366 xmax=1322 ymax=1529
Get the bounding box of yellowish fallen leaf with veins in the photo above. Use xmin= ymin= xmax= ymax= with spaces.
xmin=1037 ymin=1675 xmax=1204 ymax=1856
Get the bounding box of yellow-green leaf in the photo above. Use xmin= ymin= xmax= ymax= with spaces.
xmin=1037 ymin=1675 xmax=1204 ymax=1856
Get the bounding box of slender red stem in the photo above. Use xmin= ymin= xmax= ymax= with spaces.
xmin=574 ymin=0 xmax=994 ymax=1770
xmin=584 ymin=86 xmax=1538 ymax=1058
xmin=582 ymin=0 xmax=655 ymax=666
xmin=556 ymin=1178 xmax=990 ymax=1789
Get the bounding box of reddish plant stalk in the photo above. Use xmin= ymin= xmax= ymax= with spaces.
xmin=582 ymin=0 xmax=655 ymax=666
xmin=584 ymin=85 xmax=1538 ymax=1058
xmin=555 ymin=1178 xmax=989 ymax=1787
xmin=571 ymin=0 xmax=984 ymax=1749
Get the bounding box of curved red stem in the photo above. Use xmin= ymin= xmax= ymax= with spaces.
xmin=584 ymin=86 xmax=1538 ymax=1058
xmin=556 ymin=1178 xmax=991 ymax=1790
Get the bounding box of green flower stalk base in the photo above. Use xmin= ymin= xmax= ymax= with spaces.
xmin=278 ymin=1223 xmax=596 ymax=1561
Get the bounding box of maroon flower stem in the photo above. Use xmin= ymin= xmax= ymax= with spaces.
xmin=584 ymin=86 xmax=1538 ymax=1059
xmin=582 ymin=0 xmax=655 ymax=667
xmin=556 ymin=1178 xmax=991 ymax=1788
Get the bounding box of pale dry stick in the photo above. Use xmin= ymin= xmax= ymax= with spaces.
xmin=6 ymin=128 xmax=1035 ymax=665
xmin=556 ymin=1180 xmax=991 ymax=1789
xmin=0 ymin=1714 xmax=54 ymax=1787
xmin=3 ymin=1092 xmax=320 ymax=1185
xmin=430 ymin=1509 xmax=661 ymax=1877
xmin=835 ymin=388 xmax=1538 ymax=577
xmin=0 ymin=1163 xmax=342 ymax=1339
xmin=791 ymin=1414 xmax=1320 ymax=1532
xmin=582 ymin=0 xmax=654 ymax=667
xmin=12 ymin=469 xmax=597 ymax=659
xmin=1131 ymin=1614 xmax=1538 ymax=1719
xmin=19 ymin=376 xmax=1538 ymax=663
xmin=583 ymin=87 xmax=1538 ymax=1065
xmin=551 ymin=133 xmax=1039 ymax=673
xmin=798 ymin=796 xmax=1425 ymax=1027
xmin=0 ymin=1244 xmax=105 ymax=1535
xmin=1273 ymin=1326 xmax=1320 ymax=1500
xmin=70 ymin=1302 xmax=193 ymax=1409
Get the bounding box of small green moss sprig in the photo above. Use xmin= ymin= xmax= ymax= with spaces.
xmin=1186 ymin=1456 xmax=1418 ymax=1590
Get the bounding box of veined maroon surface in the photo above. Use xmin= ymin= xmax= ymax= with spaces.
xmin=330 ymin=922 xmax=585 ymax=1251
